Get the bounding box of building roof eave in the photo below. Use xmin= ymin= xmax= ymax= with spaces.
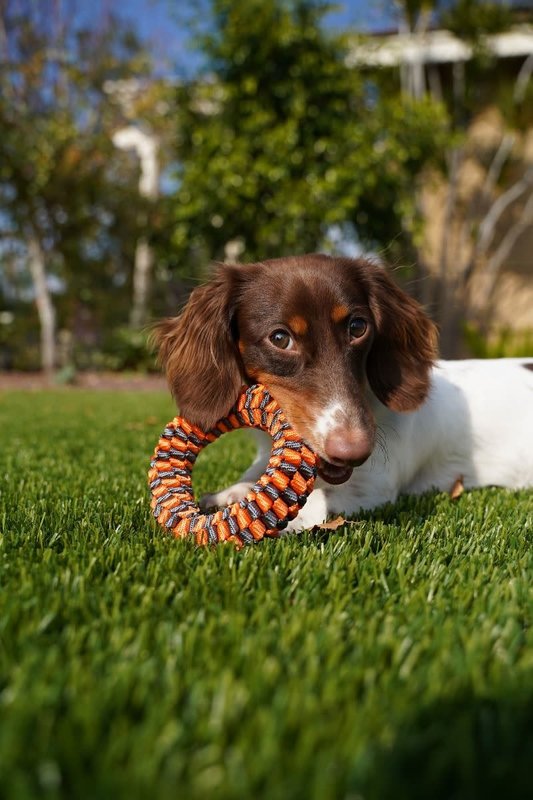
xmin=346 ymin=25 xmax=533 ymax=68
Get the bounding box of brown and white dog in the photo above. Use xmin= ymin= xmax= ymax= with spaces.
xmin=154 ymin=254 xmax=533 ymax=531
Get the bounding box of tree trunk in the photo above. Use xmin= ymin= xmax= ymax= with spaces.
xmin=27 ymin=230 xmax=56 ymax=373
xmin=112 ymin=126 xmax=160 ymax=330
xmin=130 ymin=237 xmax=155 ymax=329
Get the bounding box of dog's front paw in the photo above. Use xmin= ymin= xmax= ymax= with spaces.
xmin=282 ymin=488 xmax=330 ymax=534
xmin=200 ymin=482 xmax=256 ymax=511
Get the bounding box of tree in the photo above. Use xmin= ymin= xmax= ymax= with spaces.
xmin=0 ymin=0 xmax=152 ymax=371
xmin=169 ymin=0 xmax=448 ymax=272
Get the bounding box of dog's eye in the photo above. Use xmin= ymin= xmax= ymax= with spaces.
xmin=269 ymin=329 xmax=294 ymax=350
xmin=349 ymin=317 xmax=368 ymax=340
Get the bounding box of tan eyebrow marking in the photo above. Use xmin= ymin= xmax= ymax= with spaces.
xmin=331 ymin=304 xmax=350 ymax=323
xmin=288 ymin=315 xmax=308 ymax=335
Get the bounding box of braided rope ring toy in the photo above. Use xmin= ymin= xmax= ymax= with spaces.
xmin=148 ymin=384 xmax=317 ymax=548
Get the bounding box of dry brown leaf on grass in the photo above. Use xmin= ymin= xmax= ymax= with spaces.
xmin=449 ymin=475 xmax=465 ymax=500
xmin=313 ymin=515 xmax=359 ymax=532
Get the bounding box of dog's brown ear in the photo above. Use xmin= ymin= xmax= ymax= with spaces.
xmin=365 ymin=266 xmax=438 ymax=412
xmin=151 ymin=264 xmax=247 ymax=429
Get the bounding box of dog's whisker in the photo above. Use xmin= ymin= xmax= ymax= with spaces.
xmin=375 ymin=427 xmax=390 ymax=463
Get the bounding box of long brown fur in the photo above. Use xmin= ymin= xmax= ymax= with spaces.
xmin=363 ymin=265 xmax=438 ymax=412
xmin=151 ymin=264 xmax=255 ymax=428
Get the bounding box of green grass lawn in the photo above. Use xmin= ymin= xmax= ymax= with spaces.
xmin=0 ymin=389 xmax=532 ymax=800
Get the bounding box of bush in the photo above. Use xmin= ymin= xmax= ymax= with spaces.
xmin=73 ymin=326 xmax=156 ymax=372
xmin=464 ymin=324 xmax=533 ymax=358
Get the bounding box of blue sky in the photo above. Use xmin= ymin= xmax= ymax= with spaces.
xmin=101 ymin=0 xmax=397 ymax=75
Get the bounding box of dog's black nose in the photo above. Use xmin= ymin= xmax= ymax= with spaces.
xmin=324 ymin=429 xmax=373 ymax=467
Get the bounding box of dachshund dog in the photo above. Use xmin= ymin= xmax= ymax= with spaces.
xmin=154 ymin=254 xmax=533 ymax=530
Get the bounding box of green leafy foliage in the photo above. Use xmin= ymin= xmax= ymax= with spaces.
xmin=170 ymin=0 xmax=450 ymax=266
xmin=91 ymin=326 xmax=156 ymax=372
xmin=0 ymin=3 xmax=141 ymax=252
xmin=441 ymin=0 xmax=512 ymax=41
xmin=0 ymin=389 xmax=532 ymax=798
xmin=464 ymin=324 xmax=533 ymax=359
xmin=0 ymin=1 xmax=156 ymax=358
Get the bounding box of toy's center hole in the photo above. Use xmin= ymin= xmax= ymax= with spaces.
xmin=192 ymin=428 xmax=259 ymax=501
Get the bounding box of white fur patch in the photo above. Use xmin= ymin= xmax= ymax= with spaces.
xmin=313 ymin=401 xmax=344 ymax=441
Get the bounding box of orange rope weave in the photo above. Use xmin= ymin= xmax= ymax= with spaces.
xmin=148 ymin=384 xmax=317 ymax=548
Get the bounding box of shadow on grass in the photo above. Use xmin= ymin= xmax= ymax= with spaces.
xmin=355 ymin=689 xmax=533 ymax=800
xmin=307 ymin=489 xmax=444 ymax=549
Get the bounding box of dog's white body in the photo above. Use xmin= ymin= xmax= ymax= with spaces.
xmin=205 ymin=359 xmax=533 ymax=530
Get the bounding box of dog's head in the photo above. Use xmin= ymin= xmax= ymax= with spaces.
xmin=153 ymin=254 xmax=438 ymax=484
